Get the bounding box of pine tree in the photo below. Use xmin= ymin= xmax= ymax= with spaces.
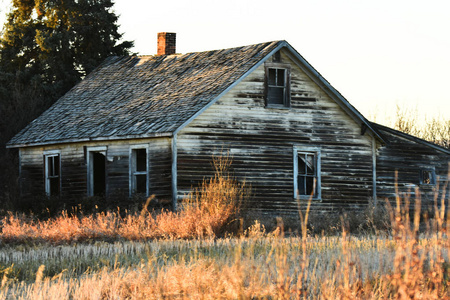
xmin=0 ymin=0 xmax=133 ymax=99
xmin=0 ymin=0 xmax=133 ymax=207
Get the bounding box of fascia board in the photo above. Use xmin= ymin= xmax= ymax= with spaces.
xmin=6 ymin=132 xmax=173 ymax=149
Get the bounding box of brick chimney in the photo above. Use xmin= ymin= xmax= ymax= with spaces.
xmin=157 ymin=32 xmax=176 ymax=56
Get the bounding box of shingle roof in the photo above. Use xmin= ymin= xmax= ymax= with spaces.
xmin=8 ymin=41 xmax=280 ymax=147
xmin=371 ymin=123 xmax=450 ymax=154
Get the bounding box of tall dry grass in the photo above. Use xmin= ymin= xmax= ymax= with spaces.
xmin=0 ymin=191 xmax=448 ymax=298
xmin=157 ymin=154 xmax=248 ymax=238
xmin=0 ymin=156 xmax=449 ymax=298
xmin=0 ymin=155 xmax=247 ymax=244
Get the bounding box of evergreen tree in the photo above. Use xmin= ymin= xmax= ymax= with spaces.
xmin=0 ymin=0 xmax=133 ymax=99
xmin=0 ymin=0 xmax=133 ymax=207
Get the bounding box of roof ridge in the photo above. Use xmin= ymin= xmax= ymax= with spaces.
xmin=133 ymin=40 xmax=283 ymax=58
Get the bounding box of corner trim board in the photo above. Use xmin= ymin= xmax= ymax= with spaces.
xmin=372 ymin=137 xmax=377 ymax=204
xmin=171 ymin=135 xmax=178 ymax=210
xmin=18 ymin=148 xmax=22 ymax=197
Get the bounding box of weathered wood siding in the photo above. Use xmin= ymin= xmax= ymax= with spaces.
xmin=177 ymin=49 xmax=375 ymax=213
xmin=19 ymin=138 xmax=172 ymax=204
xmin=376 ymin=128 xmax=450 ymax=205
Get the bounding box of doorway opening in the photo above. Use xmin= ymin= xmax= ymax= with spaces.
xmin=87 ymin=147 xmax=107 ymax=197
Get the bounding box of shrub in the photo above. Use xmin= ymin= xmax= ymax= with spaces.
xmin=158 ymin=154 xmax=249 ymax=238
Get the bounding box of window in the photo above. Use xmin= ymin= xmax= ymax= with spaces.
xmin=293 ymin=148 xmax=321 ymax=199
xmin=265 ymin=63 xmax=290 ymax=107
xmin=44 ymin=151 xmax=61 ymax=196
xmin=87 ymin=146 xmax=107 ymax=196
xmin=420 ymin=169 xmax=436 ymax=185
xmin=130 ymin=146 xmax=148 ymax=196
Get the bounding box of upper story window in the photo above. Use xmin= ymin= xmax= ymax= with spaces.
xmin=44 ymin=150 xmax=61 ymax=196
xmin=265 ymin=62 xmax=290 ymax=108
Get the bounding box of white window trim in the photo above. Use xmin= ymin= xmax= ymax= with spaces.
xmin=129 ymin=145 xmax=149 ymax=197
xmin=293 ymin=146 xmax=321 ymax=200
xmin=44 ymin=150 xmax=61 ymax=196
xmin=86 ymin=146 xmax=107 ymax=197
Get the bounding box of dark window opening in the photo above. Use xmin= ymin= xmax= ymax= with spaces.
xmin=92 ymin=152 xmax=106 ymax=196
xmin=131 ymin=148 xmax=147 ymax=195
xmin=297 ymin=152 xmax=318 ymax=197
xmin=265 ymin=65 xmax=290 ymax=107
xmin=135 ymin=175 xmax=147 ymax=194
xmin=135 ymin=149 xmax=146 ymax=172
xmin=420 ymin=169 xmax=436 ymax=185
xmin=45 ymin=154 xmax=60 ymax=196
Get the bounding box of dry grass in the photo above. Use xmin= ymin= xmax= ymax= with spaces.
xmin=0 ymin=192 xmax=448 ymax=299
xmin=157 ymin=154 xmax=247 ymax=239
xmin=0 ymin=219 xmax=448 ymax=299
xmin=0 ymin=157 xmax=448 ymax=298
xmin=0 ymin=155 xmax=247 ymax=244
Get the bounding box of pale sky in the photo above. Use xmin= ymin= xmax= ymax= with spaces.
xmin=2 ymin=0 xmax=449 ymax=126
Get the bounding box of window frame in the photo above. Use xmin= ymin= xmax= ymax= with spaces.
xmin=419 ymin=168 xmax=436 ymax=186
xmin=86 ymin=146 xmax=107 ymax=197
xmin=293 ymin=147 xmax=321 ymax=200
xmin=264 ymin=62 xmax=291 ymax=108
xmin=44 ymin=150 xmax=61 ymax=197
xmin=129 ymin=145 xmax=149 ymax=197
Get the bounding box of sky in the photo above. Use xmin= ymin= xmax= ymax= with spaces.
xmin=1 ymin=0 xmax=449 ymax=126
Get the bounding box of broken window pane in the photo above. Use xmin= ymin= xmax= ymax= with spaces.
xmin=45 ymin=154 xmax=60 ymax=197
xmin=297 ymin=152 xmax=318 ymax=197
xmin=305 ymin=155 xmax=315 ymax=175
xmin=50 ymin=177 xmax=60 ymax=195
xmin=135 ymin=149 xmax=146 ymax=172
xmin=135 ymin=174 xmax=146 ymax=194
xmin=268 ymin=68 xmax=277 ymax=85
xmin=420 ymin=169 xmax=435 ymax=185
xmin=92 ymin=152 xmax=106 ymax=196
xmin=277 ymin=69 xmax=285 ymax=86
xmin=131 ymin=148 xmax=148 ymax=195
xmin=48 ymin=156 xmax=54 ymax=176
xmin=53 ymin=155 xmax=60 ymax=176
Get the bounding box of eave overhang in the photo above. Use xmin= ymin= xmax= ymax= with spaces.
xmin=6 ymin=132 xmax=174 ymax=149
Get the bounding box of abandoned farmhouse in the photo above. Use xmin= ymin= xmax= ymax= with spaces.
xmin=7 ymin=33 xmax=450 ymax=213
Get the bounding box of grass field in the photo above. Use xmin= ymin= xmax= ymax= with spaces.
xmin=0 ymin=196 xmax=448 ymax=299
xmin=0 ymin=234 xmax=397 ymax=298
xmin=0 ymin=157 xmax=448 ymax=299
xmin=0 ymin=225 xmax=448 ymax=298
